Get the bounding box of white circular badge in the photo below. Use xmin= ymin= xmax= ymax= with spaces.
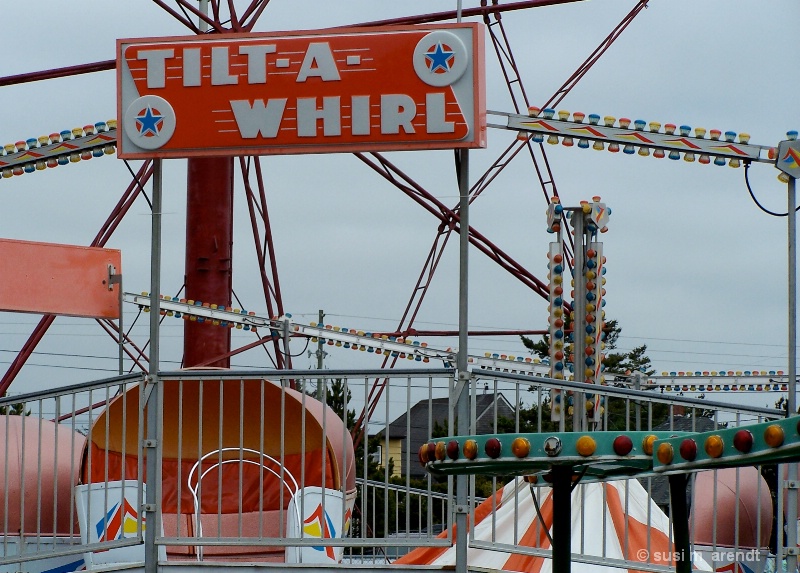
xmin=413 ymin=31 xmax=469 ymax=88
xmin=123 ymin=95 xmax=176 ymax=150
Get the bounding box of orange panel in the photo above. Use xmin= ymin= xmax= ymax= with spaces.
xmin=0 ymin=238 xmax=121 ymax=318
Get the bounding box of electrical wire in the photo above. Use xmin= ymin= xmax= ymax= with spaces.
xmin=744 ymin=162 xmax=799 ymax=217
xmin=529 ymin=481 xmax=553 ymax=545
xmin=123 ymin=159 xmax=152 ymax=210
xmin=275 ymin=335 xmax=311 ymax=358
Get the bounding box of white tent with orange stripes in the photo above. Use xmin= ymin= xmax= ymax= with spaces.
xmin=395 ymin=477 xmax=711 ymax=572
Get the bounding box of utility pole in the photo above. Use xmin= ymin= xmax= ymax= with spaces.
xmin=775 ymin=133 xmax=800 ymax=571
xmin=315 ymin=309 xmax=326 ymax=399
xmin=571 ymin=206 xmax=587 ymax=431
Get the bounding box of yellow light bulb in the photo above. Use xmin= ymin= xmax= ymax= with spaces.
xmin=463 ymin=439 xmax=479 ymax=460
xmin=512 ymin=437 xmax=531 ymax=458
xmin=764 ymin=424 xmax=785 ymax=448
xmin=576 ymin=435 xmax=597 ymax=457
xmin=656 ymin=442 xmax=674 ymax=464
xmin=704 ymin=435 xmax=724 ymax=458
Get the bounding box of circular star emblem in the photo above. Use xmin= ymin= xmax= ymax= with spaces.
xmin=425 ymin=42 xmax=455 ymax=74
xmin=413 ymin=31 xmax=468 ymax=87
xmin=123 ymin=95 xmax=176 ymax=151
xmin=136 ymin=106 xmax=164 ymax=137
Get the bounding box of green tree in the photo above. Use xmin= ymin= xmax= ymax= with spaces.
xmin=532 ymin=318 xmax=651 ymax=376
xmin=521 ymin=318 xmax=655 ymax=379
xmin=0 ymin=402 xmax=29 ymax=416
xmin=606 ymin=343 xmax=654 ymax=376
xmin=522 ymin=334 xmax=549 ymax=361
xmin=774 ymin=395 xmax=798 ymax=417
xmin=519 ymin=319 xmax=667 ymax=430
xmin=324 ymin=378 xmax=356 ymax=427
xmin=305 ymin=378 xmax=387 ymax=540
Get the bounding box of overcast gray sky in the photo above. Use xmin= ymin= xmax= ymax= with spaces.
xmin=1 ymin=1 xmax=798 ymax=409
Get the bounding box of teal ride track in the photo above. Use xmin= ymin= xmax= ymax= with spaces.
xmin=421 ymin=416 xmax=800 ymax=482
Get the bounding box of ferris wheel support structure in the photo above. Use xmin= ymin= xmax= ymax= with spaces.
xmin=183 ymin=157 xmax=235 ymax=368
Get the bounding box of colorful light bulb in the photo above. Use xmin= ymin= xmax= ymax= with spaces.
xmin=446 ymin=440 xmax=460 ymax=460
xmin=463 ymin=439 xmax=479 ymax=460
xmin=613 ymin=435 xmax=633 ymax=456
xmin=704 ymin=435 xmax=724 ymax=458
xmin=485 ymin=437 xmax=503 ymax=458
xmin=679 ymin=439 xmax=697 ymax=461
xmin=657 ymin=442 xmax=674 ymax=464
xmin=512 ymin=437 xmax=531 ymax=458
xmin=733 ymin=430 xmax=753 ymax=453
xmin=764 ymin=424 xmax=785 ymax=448
xmin=575 ymin=435 xmax=597 ymax=457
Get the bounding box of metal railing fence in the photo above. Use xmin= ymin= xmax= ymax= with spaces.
xmin=0 ymin=366 xmax=788 ymax=573
xmin=470 ymin=370 xmax=783 ymax=573
xmin=0 ymin=373 xmax=146 ymax=568
xmin=151 ymin=368 xmax=457 ymax=563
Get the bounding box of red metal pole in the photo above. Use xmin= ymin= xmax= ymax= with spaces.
xmin=0 ymin=60 xmax=115 ymax=87
xmin=354 ymin=0 xmax=586 ymax=27
xmin=183 ymin=157 xmax=235 ymax=368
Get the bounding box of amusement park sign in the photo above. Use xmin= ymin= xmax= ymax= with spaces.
xmin=117 ymin=24 xmax=485 ymax=159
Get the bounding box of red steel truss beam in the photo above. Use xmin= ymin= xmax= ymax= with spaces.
xmin=150 ymin=0 xmax=212 ymax=34
xmin=96 ymin=319 xmax=151 ymax=373
xmin=355 ymin=0 xmax=586 ymax=27
xmin=482 ymin=4 xmax=531 ymax=116
xmin=356 ymin=152 xmax=550 ymax=299
xmin=353 ymin=0 xmax=648 ymax=438
xmin=241 ymin=0 xmax=272 ymax=31
xmin=240 ymin=156 xmax=290 ymax=369
xmin=349 ymin=149 xmax=552 ymax=448
xmin=0 ymin=161 xmax=154 ymax=395
xmin=377 ymin=328 xmax=546 ymax=338
xmin=0 ymin=1 xmax=587 ymax=88
xmin=541 ymin=0 xmax=650 ymax=110
xmin=0 ymin=60 xmax=115 ymax=87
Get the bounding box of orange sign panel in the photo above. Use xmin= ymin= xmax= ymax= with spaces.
xmin=117 ymin=24 xmax=485 ymax=158
xmin=0 ymin=239 xmax=121 ymax=319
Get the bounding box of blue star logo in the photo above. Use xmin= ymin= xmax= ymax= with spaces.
xmin=136 ymin=106 xmax=164 ymax=137
xmin=425 ymin=42 xmax=455 ymax=74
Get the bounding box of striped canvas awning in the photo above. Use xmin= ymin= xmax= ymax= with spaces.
xmin=396 ymin=477 xmax=711 ymax=572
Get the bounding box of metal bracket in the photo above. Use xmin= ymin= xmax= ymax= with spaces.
xmin=453 ymin=505 xmax=469 ymax=514
xmin=786 ymin=547 xmax=800 ymax=556
xmin=107 ymin=264 xmax=122 ymax=291
xmin=142 ymin=503 xmax=157 ymax=513
xmin=785 ymin=480 xmax=800 ymax=489
xmin=451 ymin=370 xmax=472 ymax=402
xmin=142 ymin=439 xmax=157 ymax=448
xmin=142 ymin=375 xmax=157 ymax=405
